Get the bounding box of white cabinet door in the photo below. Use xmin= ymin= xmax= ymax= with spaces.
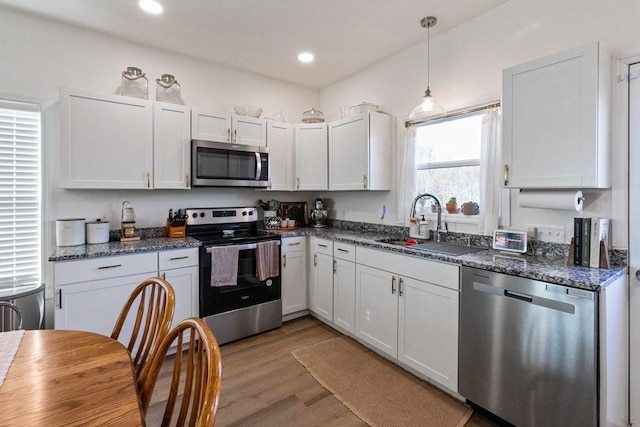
xmin=398 ymin=276 xmax=459 ymax=391
xmin=266 ymin=121 xmax=295 ymax=191
xmin=329 ymin=112 xmax=391 ymax=191
xmin=233 ymin=115 xmax=266 ymax=146
xmin=355 ymin=264 xmax=398 ymax=358
xmin=282 ymin=248 xmax=307 ymax=315
xmin=295 ymin=123 xmax=328 ymax=190
xmin=160 ymin=266 xmax=198 ymax=328
xmin=191 ymin=109 xmax=232 ymax=143
xmin=60 ymin=88 xmax=153 ymax=189
xmin=54 ymin=272 xmax=153 ymax=338
xmin=333 ymin=258 xmax=356 ymax=333
xmin=502 ymin=42 xmax=610 ymax=188
xmin=310 ymin=252 xmax=333 ymax=323
xmin=153 ymin=102 xmax=191 ymax=189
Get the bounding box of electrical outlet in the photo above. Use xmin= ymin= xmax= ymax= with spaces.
xmin=534 ymin=226 xmax=565 ymax=243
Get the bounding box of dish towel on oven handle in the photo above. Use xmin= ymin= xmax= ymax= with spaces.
xmin=210 ymin=245 xmax=240 ymax=287
xmin=256 ymin=240 xmax=279 ymax=281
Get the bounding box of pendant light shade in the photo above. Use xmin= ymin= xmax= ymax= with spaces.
xmin=409 ymin=16 xmax=445 ymax=121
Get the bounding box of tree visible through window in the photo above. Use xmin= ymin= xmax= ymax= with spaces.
xmin=414 ymin=111 xmax=482 ymax=212
xmin=0 ymin=99 xmax=41 ymax=285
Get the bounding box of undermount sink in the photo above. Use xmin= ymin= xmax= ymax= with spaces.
xmin=377 ymin=238 xmax=486 ymax=256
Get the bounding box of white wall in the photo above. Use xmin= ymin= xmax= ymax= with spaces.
xmin=320 ymin=0 xmax=640 ymax=248
xmin=0 ymin=7 xmax=320 ymax=293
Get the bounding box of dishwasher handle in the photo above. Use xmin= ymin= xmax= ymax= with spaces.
xmin=504 ymin=289 xmax=533 ymax=303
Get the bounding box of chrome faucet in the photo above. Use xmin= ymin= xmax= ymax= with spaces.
xmin=409 ymin=193 xmax=444 ymax=242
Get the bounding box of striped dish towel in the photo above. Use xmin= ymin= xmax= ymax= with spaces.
xmin=256 ymin=240 xmax=279 ymax=281
xmin=210 ymin=245 xmax=239 ymax=287
xmin=0 ymin=330 xmax=25 ymax=387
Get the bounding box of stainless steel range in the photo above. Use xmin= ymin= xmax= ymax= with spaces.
xmin=186 ymin=207 xmax=282 ymax=344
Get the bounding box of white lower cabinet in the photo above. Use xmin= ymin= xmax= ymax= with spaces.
xmin=281 ymin=237 xmax=307 ymax=316
xmin=53 ymin=248 xmax=199 ymax=343
xmin=158 ymin=248 xmax=199 ymax=328
xmin=355 ymin=246 xmax=460 ymax=392
xmin=333 ymin=242 xmax=356 ymax=333
xmin=355 ymin=264 xmax=398 ymax=358
xmin=398 ymin=276 xmax=459 ymax=391
xmin=308 ymin=237 xmax=334 ymax=322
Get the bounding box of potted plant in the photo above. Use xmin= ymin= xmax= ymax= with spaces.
xmin=446 ymin=196 xmax=458 ymax=214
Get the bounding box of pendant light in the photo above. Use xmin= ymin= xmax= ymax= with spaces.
xmin=409 ymin=16 xmax=445 ymax=121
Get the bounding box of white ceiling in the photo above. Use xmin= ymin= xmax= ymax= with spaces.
xmin=0 ymin=0 xmax=509 ymax=89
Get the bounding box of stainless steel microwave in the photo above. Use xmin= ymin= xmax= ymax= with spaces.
xmin=191 ymin=140 xmax=269 ymax=188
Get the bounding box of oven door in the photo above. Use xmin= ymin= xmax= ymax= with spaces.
xmin=200 ymin=240 xmax=281 ymax=316
xmin=191 ymin=139 xmax=269 ymax=187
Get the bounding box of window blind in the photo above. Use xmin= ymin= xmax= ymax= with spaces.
xmin=0 ymin=100 xmax=41 ymax=285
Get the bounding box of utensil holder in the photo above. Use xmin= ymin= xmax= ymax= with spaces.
xmin=166 ymin=220 xmax=186 ymax=238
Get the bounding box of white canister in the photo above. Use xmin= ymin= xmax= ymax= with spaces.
xmin=86 ymin=220 xmax=110 ymax=244
xmin=56 ymin=218 xmax=86 ymax=246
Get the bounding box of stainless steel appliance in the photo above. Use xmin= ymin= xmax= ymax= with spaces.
xmin=191 ymin=140 xmax=269 ymax=188
xmin=310 ymin=198 xmax=327 ymax=228
xmin=459 ymin=267 xmax=598 ymax=427
xmin=186 ymin=207 xmax=281 ymax=344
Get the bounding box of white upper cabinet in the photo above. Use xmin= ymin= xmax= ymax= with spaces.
xmin=191 ymin=108 xmax=266 ymax=147
xmin=502 ymin=42 xmax=611 ymax=189
xmin=328 ymin=112 xmax=391 ymax=191
xmin=153 ymin=102 xmax=191 ymax=189
xmin=60 ymin=88 xmax=153 ymax=189
xmin=294 ymin=123 xmax=328 ymax=190
xmin=266 ymin=121 xmax=295 ymax=191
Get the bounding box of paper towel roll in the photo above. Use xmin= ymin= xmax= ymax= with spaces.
xmin=517 ymin=190 xmax=584 ymax=212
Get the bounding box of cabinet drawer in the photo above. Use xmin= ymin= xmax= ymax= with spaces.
xmin=54 ymin=252 xmax=158 ymax=285
xmin=282 ymin=236 xmax=306 ymax=253
xmin=310 ymin=237 xmax=333 ymax=255
xmin=356 ymin=247 xmax=459 ymax=291
xmin=334 ymin=242 xmax=356 ymax=262
xmin=159 ymin=248 xmax=199 ymax=270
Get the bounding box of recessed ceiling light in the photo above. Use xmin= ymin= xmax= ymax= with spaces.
xmin=139 ymin=0 xmax=163 ymax=14
xmin=298 ymin=52 xmax=315 ymax=63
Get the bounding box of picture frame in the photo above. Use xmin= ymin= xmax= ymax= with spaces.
xmin=279 ymin=201 xmax=308 ymax=226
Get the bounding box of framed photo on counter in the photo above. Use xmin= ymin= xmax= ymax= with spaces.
xmin=279 ymin=202 xmax=308 ymax=226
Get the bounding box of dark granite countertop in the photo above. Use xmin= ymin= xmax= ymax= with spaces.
xmin=272 ymin=227 xmax=627 ymax=291
xmin=48 ymin=236 xmax=201 ymax=262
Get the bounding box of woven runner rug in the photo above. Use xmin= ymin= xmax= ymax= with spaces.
xmin=292 ymin=336 xmax=472 ymax=427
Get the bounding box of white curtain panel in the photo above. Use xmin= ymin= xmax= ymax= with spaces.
xmin=479 ymin=107 xmax=505 ymax=235
xmin=396 ymin=123 xmax=417 ymax=225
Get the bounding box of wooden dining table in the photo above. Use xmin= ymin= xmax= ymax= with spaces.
xmin=0 ymin=329 xmax=144 ymax=426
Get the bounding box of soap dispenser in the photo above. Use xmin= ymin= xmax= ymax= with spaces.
xmin=419 ymin=215 xmax=428 ymax=238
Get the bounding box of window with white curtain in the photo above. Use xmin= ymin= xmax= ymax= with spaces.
xmin=414 ymin=111 xmax=483 ymax=210
xmin=0 ymin=99 xmax=41 ymax=286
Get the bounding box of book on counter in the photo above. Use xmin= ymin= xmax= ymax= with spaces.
xmin=589 ymin=218 xmax=609 ymax=268
xmin=574 ymin=217 xmax=609 ymax=268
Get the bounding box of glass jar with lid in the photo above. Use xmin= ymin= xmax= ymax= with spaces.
xmin=155 ymin=74 xmax=181 ymax=104
xmin=121 ymin=66 xmax=148 ymax=99
xmin=301 ymin=108 xmax=324 ymax=123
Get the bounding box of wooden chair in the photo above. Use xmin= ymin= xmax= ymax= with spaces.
xmin=138 ymin=317 xmax=222 ymax=427
xmin=111 ymin=277 xmax=176 ymax=381
xmin=0 ymin=301 xmax=23 ymax=331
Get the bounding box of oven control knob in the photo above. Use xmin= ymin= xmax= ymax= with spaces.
xmin=242 ymin=211 xmax=247 ymax=216
xmin=200 ymin=212 xmax=205 ymax=217
xmin=192 ymin=213 xmax=198 ymax=218
xmin=248 ymin=210 xmax=254 ymax=216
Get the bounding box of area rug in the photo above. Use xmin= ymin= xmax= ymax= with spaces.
xmin=292 ymin=336 xmax=472 ymax=427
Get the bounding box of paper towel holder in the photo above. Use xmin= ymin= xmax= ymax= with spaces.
xmin=517 ymin=189 xmax=586 ymax=212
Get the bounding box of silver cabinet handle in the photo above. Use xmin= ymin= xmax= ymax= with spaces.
xmin=391 ymin=276 xmax=396 ymax=294
xmin=226 ymin=128 xmax=231 ymax=142
xmin=161 ymin=272 xmax=166 ymax=279
xmin=233 ymin=129 xmax=238 ymax=143
xmin=186 ymin=174 xmax=189 ymax=188
xmin=318 ymin=244 xmax=328 ymax=248
xmin=58 ymin=289 xmax=62 ymax=309
xmin=363 ymin=174 xmax=368 ymax=190
xmin=97 ymin=264 xmax=122 ymax=270
xmin=399 ymin=277 xmax=404 ymax=296
xmin=296 ymin=177 xmax=300 ymax=189
xmin=333 ymin=259 xmax=337 ymax=274
xmin=287 ymin=242 xmax=301 ymax=246
xmin=504 ymin=164 xmax=509 ymax=186
xmin=314 ymin=254 xmax=317 ymax=266
xmin=283 ymin=254 xmax=287 ymax=268
xmin=337 ymin=248 xmax=349 ymax=253
xmin=169 ymin=256 xmax=189 ymax=261
xmin=147 ymin=172 xmax=151 ymax=188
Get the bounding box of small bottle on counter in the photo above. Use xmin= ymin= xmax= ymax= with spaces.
xmin=419 ymin=215 xmax=429 ymax=238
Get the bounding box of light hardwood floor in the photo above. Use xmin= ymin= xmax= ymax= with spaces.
xmin=147 ymin=316 xmax=501 ymax=426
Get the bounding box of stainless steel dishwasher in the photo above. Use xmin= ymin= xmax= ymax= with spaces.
xmin=459 ymin=267 xmax=598 ymax=427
